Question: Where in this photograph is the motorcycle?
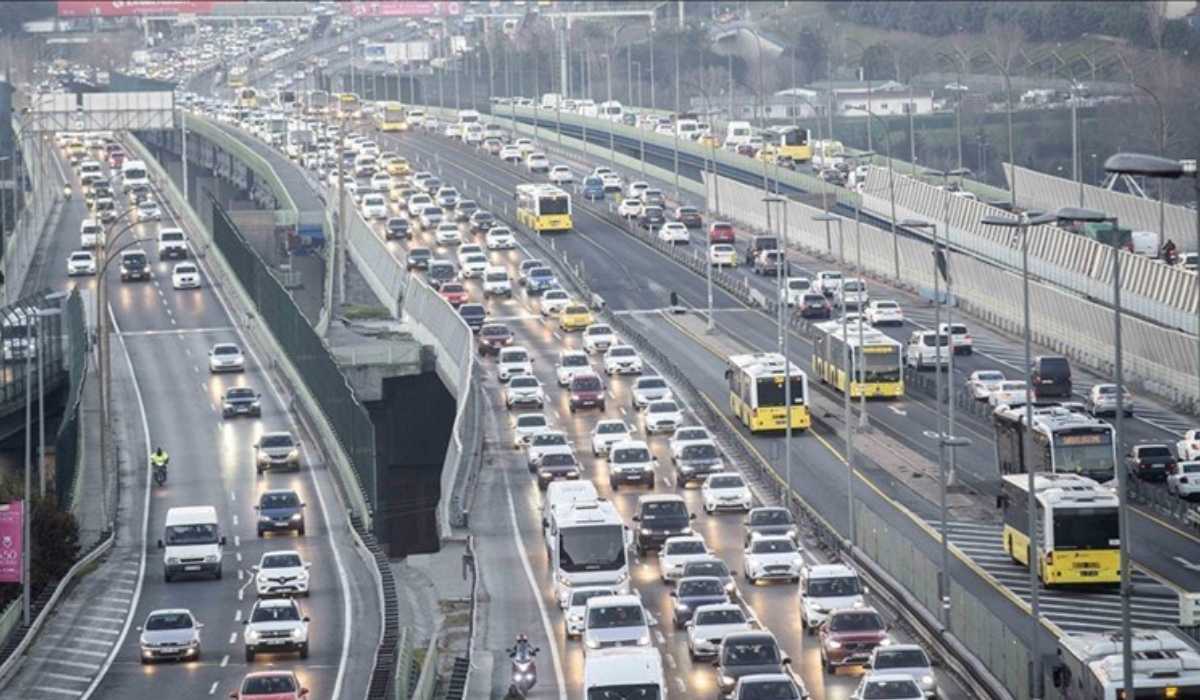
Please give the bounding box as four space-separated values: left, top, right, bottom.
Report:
505 637 539 699
152 457 168 486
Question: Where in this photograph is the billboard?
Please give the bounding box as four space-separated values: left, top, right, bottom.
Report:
341 1 461 17
57 1 221 17
0 501 22 585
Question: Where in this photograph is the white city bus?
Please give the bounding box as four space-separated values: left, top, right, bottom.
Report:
545 499 631 608
1053 628 1200 699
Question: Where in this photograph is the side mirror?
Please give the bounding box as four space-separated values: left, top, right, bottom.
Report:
782 655 792 665
305 562 312 569
668 591 677 598
301 503 307 508
303 616 311 623
135 626 143 632
250 565 259 573
712 660 721 668
230 693 240 699
196 622 205 629
219 536 227 546
156 539 164 549
242 619 249 626
729 570 738 577
541 518 549 529
690 513 697 520
631 515 640 522
862 587 870 595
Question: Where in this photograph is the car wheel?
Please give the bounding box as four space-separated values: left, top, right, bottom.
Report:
164 571 173 583
298 526 306 537
645 476 655 489
245 648 255 663
299 643 309 659
824 656 835 674
599 402 606 411
610 481 619 491
257 528 264 538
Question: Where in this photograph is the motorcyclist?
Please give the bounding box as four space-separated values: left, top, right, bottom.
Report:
63 184 72 200
509 634 532 661
151 447 169 469
1162 239 1179 264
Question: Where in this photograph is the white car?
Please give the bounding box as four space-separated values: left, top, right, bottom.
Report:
548 165 573 184
599 172 622 191
988 380 1030 408
582 595 650 653
435 187 460 209
708 244 737 266
938 322 974 355
137 200 162 222
658 535 711 582
686 603 753 660
607 439 657 489
418 206 444 230
564 586 619 638
602 345 643 375
816 270 844 296
525 153 550 173
642 399 683 434
498 346 533 382
1170 459 1200 500
1177 430 1200 461
171 262 201 289
799 564 866 632
360 194 388 219
458 243 485 259
504 375 546 409
631 376 673 409
527 430 571 467
656 222 689 244
966 370 1006 400
208 343 245 373
556 350 592 387
498 145 522 162
434 222 463 245
243 597 309 662
459 254 489 279
405 193 432 215
626 181 650 200
369 172 392 190
253 550 311 597
539 290 572 317
511 413 550 449
852 673 925 700
701 472 752 513
669 426 712 461
867 645 939 699
485 227 516 249
864 299 904 326
617 197 643 218
514 138 535 157
482 266 512 297
590 420 632 457
67 251 97 276
582 323 617 354
742 534 802 583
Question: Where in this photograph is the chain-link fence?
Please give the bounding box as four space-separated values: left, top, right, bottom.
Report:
54 289 86 511
210 197 378 512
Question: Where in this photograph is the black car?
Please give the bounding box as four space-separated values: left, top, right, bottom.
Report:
798 292 832 319
675 206 703 228
458 303 487 332
1031 355 1072 399
675 442 724 485
120 251 150 281
680 558 738 598
671 576 730 628
385 217 410 240
743 507 797 545
406 247 432 270
454 199 479 222
477 323 514 356
427 261 456 290
535 451 582 489
1127 443 1176 482
221 386 262 418
255 489 306 537
638 206 665 229
715 631 791 698
469 210 496 235
632 495 695 554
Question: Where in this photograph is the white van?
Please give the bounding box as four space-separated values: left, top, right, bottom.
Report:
785 277 812 306
463 123 484 145
541 480 599 551
905 330 950 371
583 595 651 653
598 100 623 122
725 120 753 149
675 119 700 140
1131 230 1161 257
583 647 665 697
482 265 512 297
157 505 226 582
121 159 149 192
78 159 104 185
80 218 104 249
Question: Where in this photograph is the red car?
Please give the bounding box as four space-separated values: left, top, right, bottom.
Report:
108 150 125 168
439 282 469 307
229 671 309 700
819 607 889 672
708 221 735 244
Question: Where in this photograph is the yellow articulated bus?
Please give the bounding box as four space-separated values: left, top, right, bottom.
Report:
773 126 813 163
515 184 572 233
811 321 903 398
335 92 362 119
228 65 248 88
375 101 408 132
235 87 258 109
999 472 1120 586
726 352 810 433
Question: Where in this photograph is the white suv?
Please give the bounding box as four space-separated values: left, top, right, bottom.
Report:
498 346 533 382
253 550 311 597
243 597 309 661
482 266 512 297
905 331 949 371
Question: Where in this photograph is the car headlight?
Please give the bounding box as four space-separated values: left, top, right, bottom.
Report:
787 528 798 539
640 527 653 536
290 513 303 521
614 570 629 584
879 636 892 646
637 633 650 646
826 640 842 649
724 581 736 593
222 402 233 410
675 603 689 612
166 556 180 565
287 449 299 461
292 627 305 639
921 675 935 688
721 675 736 687
245 629 259 642
585 637 599 649
204 554 219 563
259 515 272 523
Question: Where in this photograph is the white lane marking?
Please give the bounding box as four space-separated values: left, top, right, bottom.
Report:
232 515 239 527
889 405 908 416
119 326 234 337
503 471 567 700
220 654 229 668
664 652 676 669
33 658 100 671
236 552 243 563
234 535 241 546
234 610 242 623
79 306 152 700
43 672 93 683
209 681 219 696
228 632 238 645
30 686 81 697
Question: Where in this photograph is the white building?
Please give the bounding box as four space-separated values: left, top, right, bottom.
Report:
804 80 936 118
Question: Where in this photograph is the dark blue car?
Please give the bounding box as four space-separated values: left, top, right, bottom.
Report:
671 576 730 628
582 176 605 201
256 489 306 537
526 267 558 294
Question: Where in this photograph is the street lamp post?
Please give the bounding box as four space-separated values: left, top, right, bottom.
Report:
764 196 794 509
815 213 845 264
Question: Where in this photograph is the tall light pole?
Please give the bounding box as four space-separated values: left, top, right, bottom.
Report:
672 27 681 201
763 196 793 509
984 51 1017 209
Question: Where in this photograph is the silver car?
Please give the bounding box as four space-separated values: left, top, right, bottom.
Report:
1087 383 1134 417
139 608 203 663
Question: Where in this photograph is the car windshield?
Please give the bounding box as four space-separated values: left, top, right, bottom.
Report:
724 640 780 666
710 476 744 489
695 608 744 626
516 416 546 429
530 269 553 279
563 355 588 367
829 611 884 632
649 402 677 414
587 605 644 629
751 509 792 526
251 603 301 623
243 675 298 695
261 492 300 509
510 377 538 388
738 680 800 699
665 540 706 555
541 453 576 467
146 612 193 630
532 433 567 447
863 680 922 699
502 350 528 363
977 372 1004 382
681 444 718 461
164 523 218 545
641 500 686 520
262 553 303 568
261 434 294 448
685 560 729 578
213 345 239 356
227 388 255 400
874 649 930 669
587 326 613 336
679 578 723 596
570 589 614 606
573 376 602 391
612 447 650 463
481 326 509 338
597 423 627 435
608 348 635 358
460 305 484 316
807 575 861 597
638 379 667 390
410 249 431 259
752 539 795 554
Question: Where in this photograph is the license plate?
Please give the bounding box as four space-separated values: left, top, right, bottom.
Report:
184 565 201 571
263 638 287 645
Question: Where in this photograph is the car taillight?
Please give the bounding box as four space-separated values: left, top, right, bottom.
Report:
1045 551 1054 565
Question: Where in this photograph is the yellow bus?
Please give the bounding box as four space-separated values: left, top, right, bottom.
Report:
375 101 408 131
235 87 258 109
811 321 903 398
515 184 572 233
999 473 1119 586
726 352 810 433
228 65 248 88
335 92 362 119
772 126 813 163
